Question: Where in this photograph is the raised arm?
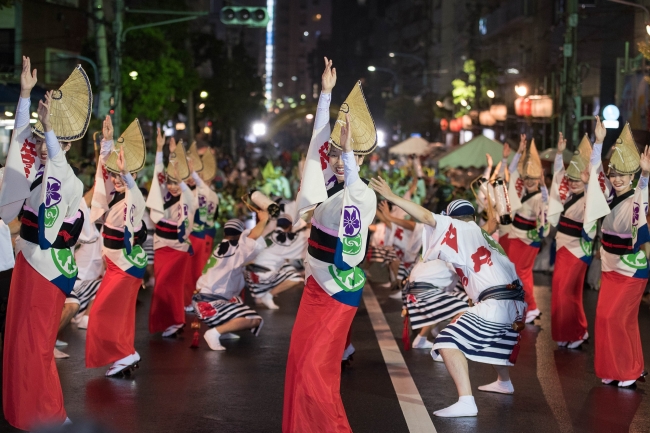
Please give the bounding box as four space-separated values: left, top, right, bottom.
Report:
370 176 436 227
314 57 336 130
99 115 114 162
16 57 36 130
508 134 526 174
37 91 61 159
248 210 270 240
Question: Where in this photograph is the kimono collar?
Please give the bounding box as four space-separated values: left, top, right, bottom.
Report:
609 189 634 211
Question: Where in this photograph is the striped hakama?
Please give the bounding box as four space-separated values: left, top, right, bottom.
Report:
66 279 102 316
367 245 398 263
192 293 263 335
397 261 414 282
244 263 303 297
404 282 469 329
433 305 521 366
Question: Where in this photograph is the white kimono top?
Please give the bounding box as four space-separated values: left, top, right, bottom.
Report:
422 214 524 323
189 172 219 239
584 143 650 279
90 139 147 277
507 154 549 248
407 258 456 290
548 152 592 263
75 199 103 281
197 229 265 299
7 98 84 294
252 227 309 271
146 151 195 253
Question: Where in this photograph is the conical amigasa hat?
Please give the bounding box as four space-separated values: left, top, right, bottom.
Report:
518 139 543 179
329 81 376 155
199 150 217 183
33 65 93 141
166 139 191 181
608 123 640 174
105 119 146 174
566 134 591 181
186 141 203 173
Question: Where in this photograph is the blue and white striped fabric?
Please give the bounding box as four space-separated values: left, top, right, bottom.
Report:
432 311 519 365
66 278 102 315
404 282 469 329
443 199 475 217
192 294 263 336
397 261 414 282
244 263 303 297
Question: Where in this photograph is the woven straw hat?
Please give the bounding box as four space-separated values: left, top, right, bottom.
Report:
105 119 146 174
518 139 543 179
329 81 376 155
32 65 93 141
166 139 191 182
199 150 217 183
608 123 640 174
566 134 591 181
186 141 203 173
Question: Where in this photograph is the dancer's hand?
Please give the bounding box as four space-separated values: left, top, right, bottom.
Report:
639 145 650 176
321 57 336 94
156 127 165 152
20 56 37 98
518 134 527 154
370 176 396 201
37 91 53 132
557 132 566 152
102 115 114 141
594 115 606 144
117 147 127 174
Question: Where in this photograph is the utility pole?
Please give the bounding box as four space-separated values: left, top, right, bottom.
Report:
94 0 111 119
185 37 195 143
113 0 125 136
560 0 581 148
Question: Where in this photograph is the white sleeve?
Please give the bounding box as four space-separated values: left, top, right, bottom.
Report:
508 152 522 174
342 151 360 187
314 92 332 130
15 97 30 129
44 130 60 159
554 152 564 173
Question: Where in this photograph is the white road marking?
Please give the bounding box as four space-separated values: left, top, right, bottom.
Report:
362 284 438 433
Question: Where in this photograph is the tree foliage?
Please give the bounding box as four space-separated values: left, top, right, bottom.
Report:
121 26 198 124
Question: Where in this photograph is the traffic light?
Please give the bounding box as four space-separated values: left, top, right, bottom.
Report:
220 7 269 27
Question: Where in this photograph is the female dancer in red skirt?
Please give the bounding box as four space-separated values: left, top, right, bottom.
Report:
506 135 549 323
549 133 592 349
86 115 148 376
2 58 88 429
584 116 650 387
146 131 195 337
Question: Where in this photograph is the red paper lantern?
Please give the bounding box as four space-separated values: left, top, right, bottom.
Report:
514 97 532 116
449 118 462 132
440 118 449 131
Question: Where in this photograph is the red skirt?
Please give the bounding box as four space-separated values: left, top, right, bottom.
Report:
283 276 357 433
551 247 589 342
86 258 142 368
508 238 539 310
149 247 190 333
185 234 211 306
595 271 646 381
2 253 67 430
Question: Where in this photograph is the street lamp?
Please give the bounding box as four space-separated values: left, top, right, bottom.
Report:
486 90 495 99
367 66 400 94
200 91 209 99
387 52 427 87
129 70 138 80
252 122 266 137
515 85 528 97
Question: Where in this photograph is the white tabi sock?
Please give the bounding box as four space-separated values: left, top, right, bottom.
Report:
478 379 514 394
203 327 226 351
433 395 478 418
412 335 434 349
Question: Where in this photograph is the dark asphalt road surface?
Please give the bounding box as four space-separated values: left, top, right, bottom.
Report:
1 272 649 433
